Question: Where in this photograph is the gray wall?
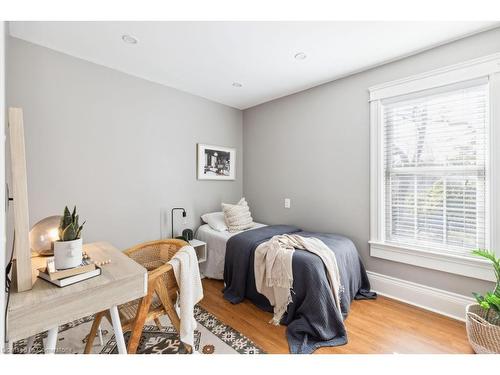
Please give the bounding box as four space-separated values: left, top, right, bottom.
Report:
7 37 243 250
7 28 499 297
243 27 500 296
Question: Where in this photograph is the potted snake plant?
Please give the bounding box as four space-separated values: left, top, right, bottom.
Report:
53 206 85 270
466 249 500 353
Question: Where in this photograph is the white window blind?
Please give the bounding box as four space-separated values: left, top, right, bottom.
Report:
383 78 488 255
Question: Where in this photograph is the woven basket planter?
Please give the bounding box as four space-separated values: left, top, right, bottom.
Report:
466 304 500 354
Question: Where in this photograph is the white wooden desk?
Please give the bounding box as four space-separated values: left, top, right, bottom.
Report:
7 242 147 354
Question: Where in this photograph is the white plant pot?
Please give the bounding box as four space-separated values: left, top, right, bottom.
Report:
53 238 83 270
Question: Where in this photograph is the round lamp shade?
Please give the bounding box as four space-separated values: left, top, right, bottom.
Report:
29 215 61 256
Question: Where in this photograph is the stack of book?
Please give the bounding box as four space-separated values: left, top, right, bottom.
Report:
38 257 101 287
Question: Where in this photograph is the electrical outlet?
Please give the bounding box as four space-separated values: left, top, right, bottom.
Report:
284 198 291 209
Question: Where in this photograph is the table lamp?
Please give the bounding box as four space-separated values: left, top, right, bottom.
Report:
171 207 187 238
29 215 61 256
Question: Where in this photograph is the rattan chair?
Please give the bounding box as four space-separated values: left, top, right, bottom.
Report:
84 239 190 354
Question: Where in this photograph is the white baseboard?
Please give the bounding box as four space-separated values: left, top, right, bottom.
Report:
367 271 475 322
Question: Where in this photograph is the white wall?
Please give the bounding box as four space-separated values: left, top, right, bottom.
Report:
6 37 243 251
243 27 500 297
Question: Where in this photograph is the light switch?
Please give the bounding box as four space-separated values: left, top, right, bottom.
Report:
284 198 291 209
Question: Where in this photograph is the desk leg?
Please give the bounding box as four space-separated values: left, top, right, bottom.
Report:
109 305 127 354
98 323 104 346
45 327 58 354
26 335 35 353
7 339 13 354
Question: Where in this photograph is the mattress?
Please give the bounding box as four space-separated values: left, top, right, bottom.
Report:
196 223 266 279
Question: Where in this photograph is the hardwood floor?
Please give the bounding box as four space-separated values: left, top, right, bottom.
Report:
199 278 474 354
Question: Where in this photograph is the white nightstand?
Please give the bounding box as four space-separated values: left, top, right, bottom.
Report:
189 239 207 263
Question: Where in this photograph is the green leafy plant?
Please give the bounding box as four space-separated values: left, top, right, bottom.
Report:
472 249 500 325
58 206 85 242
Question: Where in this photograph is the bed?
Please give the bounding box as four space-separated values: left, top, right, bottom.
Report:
196 222 267 279
196 223 375 354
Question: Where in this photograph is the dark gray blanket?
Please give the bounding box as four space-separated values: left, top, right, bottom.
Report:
223 225 376 354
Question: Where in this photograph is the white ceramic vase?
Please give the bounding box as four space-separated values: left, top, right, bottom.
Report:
53 238 83 270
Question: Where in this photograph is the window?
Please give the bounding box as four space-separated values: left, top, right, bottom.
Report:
384 80 488 255
369 54 500 281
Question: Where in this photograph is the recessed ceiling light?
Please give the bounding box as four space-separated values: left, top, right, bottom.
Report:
294 52 307 60
122 34 138 45
232 82 243 88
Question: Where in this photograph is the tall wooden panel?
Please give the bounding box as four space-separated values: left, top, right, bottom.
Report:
8 107 32 292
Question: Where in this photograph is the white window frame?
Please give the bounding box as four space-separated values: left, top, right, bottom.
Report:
369 53 500 282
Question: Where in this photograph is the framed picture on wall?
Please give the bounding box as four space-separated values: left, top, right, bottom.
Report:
197 144 236 180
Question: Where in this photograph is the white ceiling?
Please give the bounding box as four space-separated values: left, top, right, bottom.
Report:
9 21 499 109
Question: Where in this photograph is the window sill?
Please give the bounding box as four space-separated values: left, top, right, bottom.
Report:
369 241 495 282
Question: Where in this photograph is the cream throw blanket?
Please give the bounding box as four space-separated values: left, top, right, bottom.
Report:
168 245 204 348
254 234 341 325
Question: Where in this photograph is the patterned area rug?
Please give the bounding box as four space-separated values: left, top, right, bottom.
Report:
13 305 264 354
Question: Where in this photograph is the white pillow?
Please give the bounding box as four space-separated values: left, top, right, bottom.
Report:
222 198 255 233
201 211 228 232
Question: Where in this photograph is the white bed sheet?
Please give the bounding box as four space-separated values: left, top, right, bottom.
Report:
196 223 267 279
